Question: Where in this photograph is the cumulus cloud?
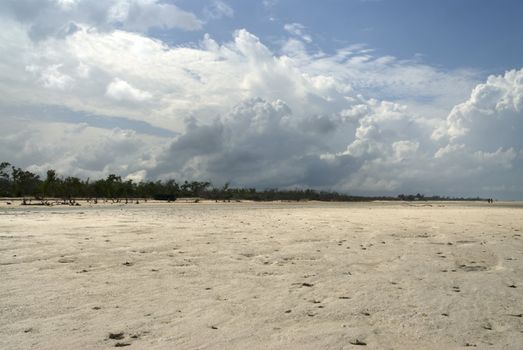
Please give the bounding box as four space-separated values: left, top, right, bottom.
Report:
0 118 163 179
424 68 523 198
0 18 479 130
153 98 361 189
433 69 523 150
0 0 202 41
106 78 152 102
26 64 74 90
0 3 522 198
55 0 80 11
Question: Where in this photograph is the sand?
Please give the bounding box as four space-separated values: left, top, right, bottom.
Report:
1 201 522 349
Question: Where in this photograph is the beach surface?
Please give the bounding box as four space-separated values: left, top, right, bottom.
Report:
1 201 522 349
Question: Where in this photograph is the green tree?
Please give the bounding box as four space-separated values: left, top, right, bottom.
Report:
62 176 83 199
0 162 12 196
105 174 122 199
42 169 57 198
11 166 41 197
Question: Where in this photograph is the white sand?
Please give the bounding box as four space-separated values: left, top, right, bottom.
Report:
1 201 522 349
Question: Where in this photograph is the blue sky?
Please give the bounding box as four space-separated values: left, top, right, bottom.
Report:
0 0 522 198
158 0 523 73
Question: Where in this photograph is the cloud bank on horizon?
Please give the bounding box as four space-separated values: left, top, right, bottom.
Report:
0 0 522 199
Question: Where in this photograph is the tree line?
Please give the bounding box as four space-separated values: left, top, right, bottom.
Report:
0 162 362 202
0 162 488 203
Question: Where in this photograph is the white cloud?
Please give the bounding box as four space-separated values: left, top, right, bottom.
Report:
284 23 312 43
392 140 419 161
55 0 80 10
0 20 479 132
0 0 202 40
0 5 522 198
434 68 523 151
106 78 152 102
125 169 147 182
204 0 234 20
26 64 74 90
0 119 163 180
153 98 349 187
107 0 203 32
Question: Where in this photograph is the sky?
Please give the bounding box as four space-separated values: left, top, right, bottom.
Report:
0 0 522 199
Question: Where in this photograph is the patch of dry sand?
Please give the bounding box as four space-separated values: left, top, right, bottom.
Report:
0 201 522 349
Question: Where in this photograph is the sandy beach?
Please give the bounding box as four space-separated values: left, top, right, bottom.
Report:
1 201 522 349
